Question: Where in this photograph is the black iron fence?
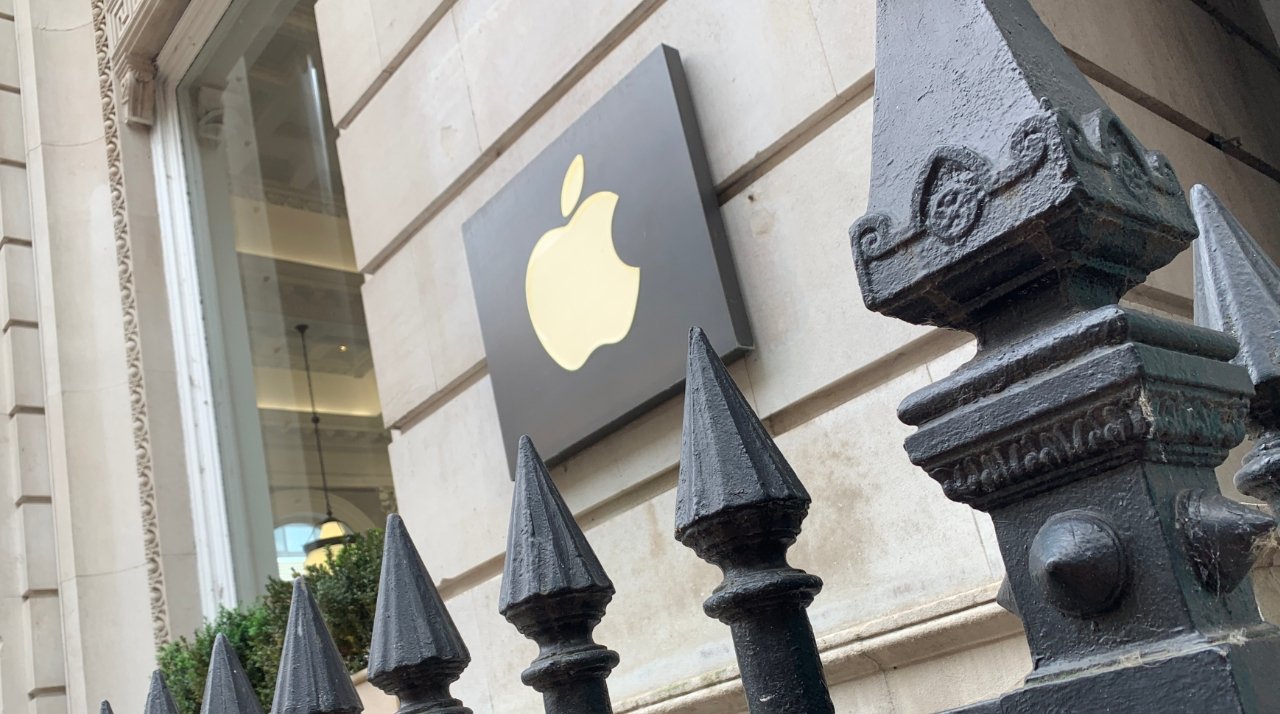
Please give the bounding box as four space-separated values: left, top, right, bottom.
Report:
105 0 1280 712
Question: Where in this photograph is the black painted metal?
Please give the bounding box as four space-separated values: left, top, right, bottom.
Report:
202 633 264 714
1176 489 1275 596
100 700 113 714
1194 184 1280 515
368 514 472 714
499 436 618 713
144 671 179 714
675 327 833 714
853 0 1280 710
272 579 364 714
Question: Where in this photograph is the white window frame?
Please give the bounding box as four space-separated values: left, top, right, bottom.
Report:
151 0 249 616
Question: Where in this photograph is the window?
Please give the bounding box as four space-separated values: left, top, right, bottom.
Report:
178 0 393 597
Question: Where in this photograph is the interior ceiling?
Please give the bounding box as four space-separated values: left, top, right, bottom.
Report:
233 1 347 216
239 253 373 378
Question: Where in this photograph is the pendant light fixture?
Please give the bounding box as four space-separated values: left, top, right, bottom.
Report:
296 323 355 569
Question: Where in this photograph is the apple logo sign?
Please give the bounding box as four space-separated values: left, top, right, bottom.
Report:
463 45 751 474
525 154 640 371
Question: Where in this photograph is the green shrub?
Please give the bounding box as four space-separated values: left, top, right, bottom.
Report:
157 528 384 714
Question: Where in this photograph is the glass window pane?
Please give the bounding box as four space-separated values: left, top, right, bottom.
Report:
178 0 394 596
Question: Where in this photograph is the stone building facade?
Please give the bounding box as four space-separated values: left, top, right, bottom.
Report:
0 0 1278 712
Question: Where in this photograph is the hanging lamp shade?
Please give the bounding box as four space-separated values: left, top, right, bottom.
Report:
303 517 355 569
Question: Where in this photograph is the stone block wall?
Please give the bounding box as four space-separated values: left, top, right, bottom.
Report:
314 1 1280 711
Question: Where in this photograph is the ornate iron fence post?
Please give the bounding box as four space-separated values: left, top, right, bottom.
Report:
500 436 618 713
675 327 833 714
144 671 178 714
368 514 472 713
100 701 113 714
202 632 264 713
1193 185 1280 516
272 578 364 714
851 0 1280 710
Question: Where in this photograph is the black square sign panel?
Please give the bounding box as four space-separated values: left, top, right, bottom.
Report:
463 45 752 474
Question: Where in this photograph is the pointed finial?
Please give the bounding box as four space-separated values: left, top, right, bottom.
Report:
100 700 114 714
499 436 618 711
368 514 471 713
675 327 833 712
1177 489 1276 596
676 326 809 542
202 633 264 714
852 0 1192 336
271 578 363 714
144 671 179 714
1192 184 1280 508
1193 184 1280 404
500 436 613 613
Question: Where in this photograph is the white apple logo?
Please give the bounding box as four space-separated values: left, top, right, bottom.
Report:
525 154 641 371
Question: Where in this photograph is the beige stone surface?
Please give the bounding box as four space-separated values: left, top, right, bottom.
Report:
2 325 43 413
368 0 450 69
0 242 35 326
1036 0 1280 171
314 0 384 123
0 90 22 164
386 374 507 582
21 593 65 690
16 502 56 593
721 97 929 417
0 19 18 92
880 635 1030 712
808 0 876 93
360 199 484 427
0 165 31 241
450 0 648 147
338 10 481 267
11 412 49 499
21 21 103 148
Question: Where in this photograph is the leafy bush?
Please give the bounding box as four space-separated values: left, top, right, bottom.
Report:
157 528 384 714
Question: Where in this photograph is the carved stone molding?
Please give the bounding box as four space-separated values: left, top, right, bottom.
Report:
104 0 189 131
116 53 156 127
91 0 171 646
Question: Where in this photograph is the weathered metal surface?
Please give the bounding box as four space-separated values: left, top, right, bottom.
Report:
368 514 472 714
1176 489 1275 596
500 436 618 713
272 579 364 714
676 327 833 714
853 0 1280 711
201 633 264 714
100 700 114 714
1194 184 1280 513
143 671 179 714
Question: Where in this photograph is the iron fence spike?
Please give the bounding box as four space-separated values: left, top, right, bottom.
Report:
99 700 113 714
201 633 264 714
675 326 810 538
675 326 833 713
271 578 363 714
143 671 179 714
499 435 618 713
368 514 471 713
1192 184 1280 510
